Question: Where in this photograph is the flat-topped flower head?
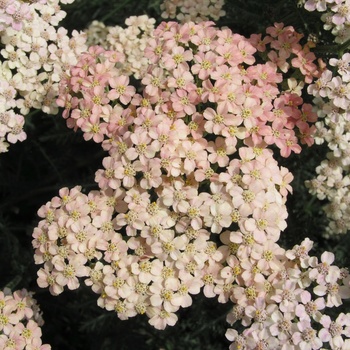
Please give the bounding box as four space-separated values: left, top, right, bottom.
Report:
32 20 342 340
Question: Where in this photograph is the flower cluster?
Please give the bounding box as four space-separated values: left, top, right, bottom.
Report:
32 144 293 329
0 0 75 32
305 52 350 236
302 0 350 43
28 14 350 350
0 288 51 350
226 237 350 349
0 0 87 152
59 21 320 157
160 0 226 23
84 15 156 79
56 45 131 142
32 21 344 344
0 0 35 32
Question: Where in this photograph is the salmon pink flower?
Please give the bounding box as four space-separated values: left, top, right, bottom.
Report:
207 137 236 167
177 139 208 174
191 51 217 80
53 255 89 290
31 19 330 337
108 75 135 105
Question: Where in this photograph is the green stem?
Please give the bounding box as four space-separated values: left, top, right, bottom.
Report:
314 38 350 57
5 275 22 291
100 0 131 22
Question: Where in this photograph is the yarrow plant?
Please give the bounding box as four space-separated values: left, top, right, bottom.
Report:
305 52 350 236
28 18 350 349
0 0 87 152
301 0 350 43
0 0 348 348
0 288 51 350
84 15 156 79
57 21 320 156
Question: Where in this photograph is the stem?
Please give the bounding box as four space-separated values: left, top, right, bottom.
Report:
5 275 22 291
100 0 131 22
314 38 350 57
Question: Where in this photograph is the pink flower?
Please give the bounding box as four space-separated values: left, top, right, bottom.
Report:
269 309 294 342
270 28 302 59
276 131 302 158
0 327 25 350
246 61 282 86
167 65 195 90
115 207 149 236
225 329 247 350
304 0 327 12
319 313 350 349
81 117 108 143
295 291 326 321
244 297 274 327
232 39 257 65
203 201 233 233
53 255 89 290
147 307 178 330
113 158 137 188
161 45 193 70
309 251 341 285
293 50 319 83
170 89 197 116
270 280 301 313
267 50 290 73
18 319 42 345
177 139 208 175
179 192 209 230
135 158 163 189
201 79 226 103
7 114 26 144
150 230 187 261
286 238 314 267
191 51 217 80
331 3 350 26
203 104 237 135
250 240 285 273
0 307 20 334
108 75 135 105
207 137 236 167
11 290 34 320
292 319 323 350
249 33 272 52
330 53 350 82
171 276 201 308
6 2 31 31
160 179 197 213
314 281 350 308
327 76 350 109
26 336 51 350
37 265 64 296
141 67 166 96
200 262 223 298
229 181 267 217
130 258 163 284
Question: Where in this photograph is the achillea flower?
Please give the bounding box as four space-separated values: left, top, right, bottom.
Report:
33 22 350 346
